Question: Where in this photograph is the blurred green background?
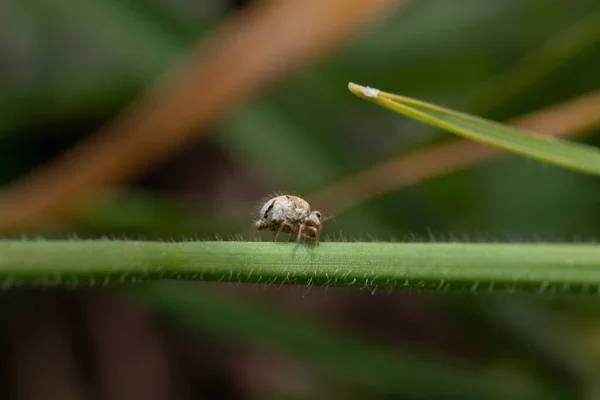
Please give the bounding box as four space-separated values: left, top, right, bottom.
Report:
2 0 600 398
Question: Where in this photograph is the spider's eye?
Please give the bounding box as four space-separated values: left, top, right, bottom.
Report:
315 212 322 218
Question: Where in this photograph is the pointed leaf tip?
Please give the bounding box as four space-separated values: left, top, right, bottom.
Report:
348 82 380 99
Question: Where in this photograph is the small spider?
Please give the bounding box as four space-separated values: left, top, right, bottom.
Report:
254 195 326 245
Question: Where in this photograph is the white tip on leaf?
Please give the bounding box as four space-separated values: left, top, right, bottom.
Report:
362 86 380 98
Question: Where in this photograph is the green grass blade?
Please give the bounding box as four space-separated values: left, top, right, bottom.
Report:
131 281 552 399
348 83 600 175
1 240 600 295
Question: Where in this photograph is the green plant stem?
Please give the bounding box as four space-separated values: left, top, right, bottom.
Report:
1 240 599 294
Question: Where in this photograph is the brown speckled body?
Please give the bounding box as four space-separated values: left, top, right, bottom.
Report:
255 195 324 245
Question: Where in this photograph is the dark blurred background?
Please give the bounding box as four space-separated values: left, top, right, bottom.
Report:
2 0 600 398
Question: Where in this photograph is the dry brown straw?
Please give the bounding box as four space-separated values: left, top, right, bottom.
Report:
0 0 405 234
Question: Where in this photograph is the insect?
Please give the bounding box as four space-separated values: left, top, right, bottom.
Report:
255 195 325 245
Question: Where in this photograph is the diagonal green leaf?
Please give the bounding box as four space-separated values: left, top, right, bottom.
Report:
348 83 600 176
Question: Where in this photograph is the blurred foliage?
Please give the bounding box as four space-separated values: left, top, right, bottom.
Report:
4 0 600 240
3 0 600 398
